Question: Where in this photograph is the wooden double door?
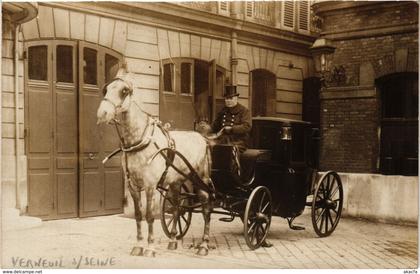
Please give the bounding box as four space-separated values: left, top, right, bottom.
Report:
159 58 226 130
25 40 124 219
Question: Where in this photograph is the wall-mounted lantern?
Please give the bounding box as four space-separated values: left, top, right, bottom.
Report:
310 38 336 87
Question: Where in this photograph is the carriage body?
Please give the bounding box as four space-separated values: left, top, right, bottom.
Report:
160 116 343 250
250 117 319 218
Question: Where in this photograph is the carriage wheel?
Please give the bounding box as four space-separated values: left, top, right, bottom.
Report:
311 171 343 237
160 184 193 240
243 186 272 250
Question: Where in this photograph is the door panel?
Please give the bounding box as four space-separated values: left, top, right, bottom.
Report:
57 173 77 214
78 41 123 217
104 171 124 210
28 173 52 216
26 41 54 218
53 40 78 219
83 172 102 213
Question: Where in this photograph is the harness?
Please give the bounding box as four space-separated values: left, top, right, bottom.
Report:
101 78 213 195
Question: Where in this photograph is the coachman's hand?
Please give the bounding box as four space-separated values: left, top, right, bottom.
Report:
223 126 233 134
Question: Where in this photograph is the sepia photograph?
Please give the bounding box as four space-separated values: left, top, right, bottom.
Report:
1 0 418 270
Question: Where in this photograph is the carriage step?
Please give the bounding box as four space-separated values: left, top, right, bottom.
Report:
289 224 305 230
287 217 305 230
219 216 235 222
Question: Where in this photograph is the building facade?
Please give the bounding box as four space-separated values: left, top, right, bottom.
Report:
2 1 418 224
2 1 317 220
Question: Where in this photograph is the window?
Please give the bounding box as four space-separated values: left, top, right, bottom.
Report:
298 1 310 31
378 72 418 176
56 45 73 83
105 54 120 83
163 63 174 92
28 46 48 81
83 48 97 85
181 63 192 94
283 1 295 29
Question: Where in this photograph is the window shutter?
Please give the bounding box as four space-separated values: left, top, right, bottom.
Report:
246 1 254 17
283 0 294 28
218 1 230 15
299 1 310 31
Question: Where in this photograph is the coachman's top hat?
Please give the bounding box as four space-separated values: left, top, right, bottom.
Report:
223 85 239 98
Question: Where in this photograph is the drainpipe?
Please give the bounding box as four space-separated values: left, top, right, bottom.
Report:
14 24 21 210
231 31 238 85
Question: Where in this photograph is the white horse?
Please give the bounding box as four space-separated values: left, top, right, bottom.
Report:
96 68 214 256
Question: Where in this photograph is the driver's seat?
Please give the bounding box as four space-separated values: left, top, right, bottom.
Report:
211 145 271 192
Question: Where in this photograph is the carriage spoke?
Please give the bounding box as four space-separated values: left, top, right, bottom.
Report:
181 214 188 224
328 178 336 196
315 208 326 224
261 202 270 214
327 210 334 227
324 211 329 233
319 211 325 231
330 185 339 198
247 222 257 234
167 215 175 227
259 192 266 211
177 218 183 234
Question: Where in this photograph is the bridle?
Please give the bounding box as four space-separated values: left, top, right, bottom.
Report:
101 77 133 114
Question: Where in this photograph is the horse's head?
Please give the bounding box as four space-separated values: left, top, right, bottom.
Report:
97 68 134 124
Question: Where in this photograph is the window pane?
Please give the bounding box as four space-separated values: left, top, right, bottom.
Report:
56 45 73 83
181 63 191 94
28 46 48 81
105 54 120 83
163 63 173 92
83 48 97 85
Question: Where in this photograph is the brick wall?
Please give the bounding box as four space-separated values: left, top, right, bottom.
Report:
320 97 379 173
322 2 418 34
315 1 418 173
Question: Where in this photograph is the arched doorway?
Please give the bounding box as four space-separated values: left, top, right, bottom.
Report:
25 40 124 219
160 58 226 130
376 72 418 175
251 69 276 117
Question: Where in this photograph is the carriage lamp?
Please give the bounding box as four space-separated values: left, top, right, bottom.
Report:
310 38 336 87
280 126 292 141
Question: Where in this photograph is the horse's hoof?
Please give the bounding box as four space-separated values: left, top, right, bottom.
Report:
167 241 178 250
137 235 144 241
143 249 156 257
130 246 144 256
196 246 209 256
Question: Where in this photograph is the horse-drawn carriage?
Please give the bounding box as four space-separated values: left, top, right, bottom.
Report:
159 116 344 250
97 71 343 256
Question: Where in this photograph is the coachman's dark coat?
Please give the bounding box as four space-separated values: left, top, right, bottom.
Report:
212 103 251 152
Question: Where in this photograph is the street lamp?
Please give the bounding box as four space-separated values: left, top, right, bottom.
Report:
310 38 336 87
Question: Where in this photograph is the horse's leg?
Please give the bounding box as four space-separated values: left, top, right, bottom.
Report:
129 187 144 256
196 186 213 256
167 182 181 250
131 189 143 241
143 187 156 257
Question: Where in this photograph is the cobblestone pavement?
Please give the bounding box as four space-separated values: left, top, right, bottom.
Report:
2 211 418 269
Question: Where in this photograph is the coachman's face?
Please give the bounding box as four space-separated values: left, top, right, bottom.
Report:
224 96 238 108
